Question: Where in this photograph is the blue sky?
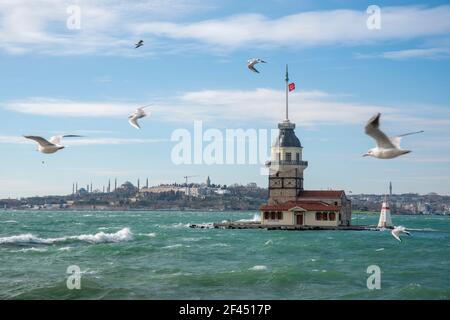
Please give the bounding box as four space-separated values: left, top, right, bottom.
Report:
1 0 450 198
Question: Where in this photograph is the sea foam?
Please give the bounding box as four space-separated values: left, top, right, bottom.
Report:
0 228 133 245
249 265 267 271
237 213 260 223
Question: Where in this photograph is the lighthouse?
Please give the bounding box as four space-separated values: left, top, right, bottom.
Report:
377 196 393 228
260 66 352 227
266 65 308 204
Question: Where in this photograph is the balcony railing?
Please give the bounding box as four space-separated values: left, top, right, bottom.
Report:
266 160 308 166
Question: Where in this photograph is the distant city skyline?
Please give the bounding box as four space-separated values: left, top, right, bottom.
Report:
5 177 446 200
1 0 450 198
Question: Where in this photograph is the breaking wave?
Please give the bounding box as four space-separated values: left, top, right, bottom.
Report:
163 244 186 249
249 265 267 271
237 213 260 223
11 247 48 253
0 228 133 245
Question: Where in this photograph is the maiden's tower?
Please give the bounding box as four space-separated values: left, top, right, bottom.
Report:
260 66 352 227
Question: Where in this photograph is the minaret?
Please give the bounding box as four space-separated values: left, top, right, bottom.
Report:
266 65 308 204
137 179 140 190
107 179 111 193
389 181 392 198
114 178 117 191
146 178 149 188
206 176 211 187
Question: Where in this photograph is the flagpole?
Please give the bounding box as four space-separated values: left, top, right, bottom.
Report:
285 64 289 121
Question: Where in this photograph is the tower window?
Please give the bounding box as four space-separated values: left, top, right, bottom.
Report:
286 152 292 161
296 153 300 161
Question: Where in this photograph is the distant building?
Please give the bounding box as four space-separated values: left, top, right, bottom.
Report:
140 185 185 195
260 66 351 227
206 176 211 187
214 189 231 195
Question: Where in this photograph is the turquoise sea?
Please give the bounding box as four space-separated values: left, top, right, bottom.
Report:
0 210 449 300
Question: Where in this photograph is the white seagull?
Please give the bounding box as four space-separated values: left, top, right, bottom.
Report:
128 105 151 129
135 40 144 48
391 226 411 242
24 135 83 154
363 113 424 159
247 58 267 73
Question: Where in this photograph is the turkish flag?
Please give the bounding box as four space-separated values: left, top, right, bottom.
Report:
288 82 295 92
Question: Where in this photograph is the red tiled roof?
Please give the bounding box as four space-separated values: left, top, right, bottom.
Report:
298 190 345 199
260 200 340 212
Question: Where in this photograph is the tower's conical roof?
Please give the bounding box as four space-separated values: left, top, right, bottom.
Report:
274 120 302 148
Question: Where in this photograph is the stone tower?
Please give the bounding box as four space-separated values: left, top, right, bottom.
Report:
266 65 308 204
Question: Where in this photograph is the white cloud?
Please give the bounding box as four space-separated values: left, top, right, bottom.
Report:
2 89 394 125
1 3 450 55
4 88 450 133
3 98 133 117
357 47 450 60
382 47 450 59
165 88 393 125
67 137 166 145
0 135 165 145
0 0 206 55
134 5 450 50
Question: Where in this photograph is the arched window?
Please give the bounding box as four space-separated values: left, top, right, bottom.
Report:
277 211 283 220
264 212 269 220
322 212 328 221
316 212 322 220
329 212 336 221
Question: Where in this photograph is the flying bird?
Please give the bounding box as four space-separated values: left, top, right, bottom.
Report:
24 135 83 154
363 113 424 159
391 226 411 242
128 105 151 129
135 40 144 48
247 58 266 73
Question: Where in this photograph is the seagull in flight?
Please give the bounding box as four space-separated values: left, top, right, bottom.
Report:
363 113 424 159
128 105 151 129
24 135 83 154
391 226 411 242
135 40 144 48
247 58 267 73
